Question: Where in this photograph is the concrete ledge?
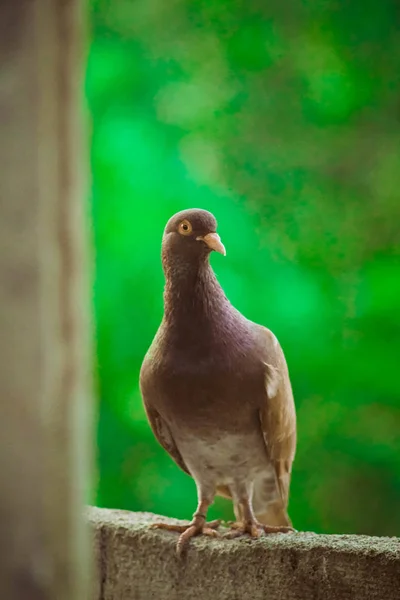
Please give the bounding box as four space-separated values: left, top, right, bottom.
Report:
88 507 400 600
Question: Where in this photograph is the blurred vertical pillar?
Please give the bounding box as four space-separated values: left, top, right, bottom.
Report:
0 1 92 599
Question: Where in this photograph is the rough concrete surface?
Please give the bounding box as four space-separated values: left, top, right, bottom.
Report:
88 506 400 600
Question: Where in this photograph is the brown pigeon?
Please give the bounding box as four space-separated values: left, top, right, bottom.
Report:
140 209 296 555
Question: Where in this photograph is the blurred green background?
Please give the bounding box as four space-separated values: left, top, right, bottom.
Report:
88 0 400 536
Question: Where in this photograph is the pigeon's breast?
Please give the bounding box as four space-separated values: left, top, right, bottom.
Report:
150 352 266 433
141 316 268 432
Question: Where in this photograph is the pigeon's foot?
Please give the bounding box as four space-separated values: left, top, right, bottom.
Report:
150 516 221 557
224 519 294 539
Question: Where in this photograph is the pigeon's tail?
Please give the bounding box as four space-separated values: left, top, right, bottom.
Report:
217 484 292 528
232 499 291 527
255 500 292 527
251 471 292 527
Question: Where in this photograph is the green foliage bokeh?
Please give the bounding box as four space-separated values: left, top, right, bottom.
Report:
88 0 400 535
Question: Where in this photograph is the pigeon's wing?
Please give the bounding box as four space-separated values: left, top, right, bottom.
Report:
140 345 191 477
143 403 191 477
217 327 296 524
258 327 296 505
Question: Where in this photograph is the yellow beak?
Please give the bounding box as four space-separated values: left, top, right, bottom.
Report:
196 232 226 256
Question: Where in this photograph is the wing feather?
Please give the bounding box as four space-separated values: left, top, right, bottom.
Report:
259 328 296 505
143 404 191 476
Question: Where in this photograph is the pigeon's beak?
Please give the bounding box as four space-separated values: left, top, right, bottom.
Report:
196 232 226 256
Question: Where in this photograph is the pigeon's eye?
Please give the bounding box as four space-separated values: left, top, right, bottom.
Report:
178 220 193 236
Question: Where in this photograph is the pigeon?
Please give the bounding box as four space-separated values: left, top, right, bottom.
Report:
140 209 296 555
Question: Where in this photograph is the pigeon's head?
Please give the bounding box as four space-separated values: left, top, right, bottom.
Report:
162 209 226 267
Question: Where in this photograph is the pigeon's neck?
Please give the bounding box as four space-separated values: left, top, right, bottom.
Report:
163 259 227 327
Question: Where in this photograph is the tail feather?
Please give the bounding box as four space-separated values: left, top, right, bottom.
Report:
256 500 292 527
217 484 292 528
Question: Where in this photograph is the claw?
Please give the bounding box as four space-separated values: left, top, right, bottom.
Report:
150 519 221 557
262 524 294 534
224 520 294 539
202 527 219 537
176 525 198 557
150 522 189 533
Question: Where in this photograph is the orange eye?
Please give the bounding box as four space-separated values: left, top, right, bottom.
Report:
178 220 192 236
